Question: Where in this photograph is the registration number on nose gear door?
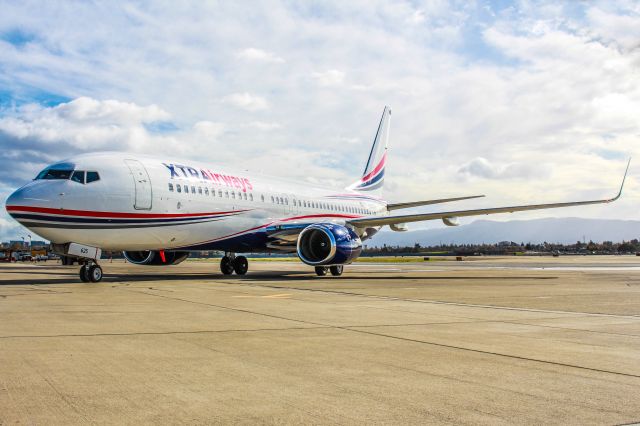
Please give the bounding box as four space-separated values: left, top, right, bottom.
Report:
66 243 102 260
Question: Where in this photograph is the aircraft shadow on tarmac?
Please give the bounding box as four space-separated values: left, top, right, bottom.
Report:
0 266 558 286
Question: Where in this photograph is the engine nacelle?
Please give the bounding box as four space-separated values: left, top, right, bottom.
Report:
390 223 408 232
296 223 362 266
122 250 189 266
442 216 460 226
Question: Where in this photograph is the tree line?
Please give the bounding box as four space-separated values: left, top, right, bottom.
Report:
363 239 640 255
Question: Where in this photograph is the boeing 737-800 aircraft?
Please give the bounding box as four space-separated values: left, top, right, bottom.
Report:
5 107 629 282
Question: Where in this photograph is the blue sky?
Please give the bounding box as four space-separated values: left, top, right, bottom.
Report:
0 0 639 240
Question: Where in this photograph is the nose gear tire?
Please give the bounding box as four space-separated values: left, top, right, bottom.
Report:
79 265 90 282
88 265 103 282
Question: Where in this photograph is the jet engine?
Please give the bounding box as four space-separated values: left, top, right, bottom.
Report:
296 223 362 266
122 250 189 266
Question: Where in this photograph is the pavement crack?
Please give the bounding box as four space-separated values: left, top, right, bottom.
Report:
120 287 640 380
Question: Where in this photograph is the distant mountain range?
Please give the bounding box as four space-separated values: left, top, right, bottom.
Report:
366 218 640 247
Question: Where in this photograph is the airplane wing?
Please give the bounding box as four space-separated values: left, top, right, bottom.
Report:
387 195 485 211
349 160 630 228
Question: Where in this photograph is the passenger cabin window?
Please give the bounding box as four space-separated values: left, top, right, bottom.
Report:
177 184 182 193
204 188 209 195
168 183 174 192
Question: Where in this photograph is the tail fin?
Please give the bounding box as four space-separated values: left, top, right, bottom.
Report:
348 106 391 192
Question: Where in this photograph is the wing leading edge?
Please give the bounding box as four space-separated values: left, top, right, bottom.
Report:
349 159 630 228
387 195 485 211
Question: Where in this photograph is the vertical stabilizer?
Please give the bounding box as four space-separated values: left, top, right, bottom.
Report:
348 106 391 192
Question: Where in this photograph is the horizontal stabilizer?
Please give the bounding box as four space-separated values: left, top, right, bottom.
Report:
387 195 485 211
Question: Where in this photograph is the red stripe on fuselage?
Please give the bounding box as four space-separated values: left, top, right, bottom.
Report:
6 205 245 219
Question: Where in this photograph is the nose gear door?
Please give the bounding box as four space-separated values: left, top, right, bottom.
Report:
124 159 152 210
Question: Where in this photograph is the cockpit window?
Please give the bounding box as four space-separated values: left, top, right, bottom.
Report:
86 171 100 183
71 171 85 183
35 167 100 184
36 169 73 180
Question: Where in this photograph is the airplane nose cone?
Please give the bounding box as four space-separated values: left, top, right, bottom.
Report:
6 187 24 215
5 187 31 225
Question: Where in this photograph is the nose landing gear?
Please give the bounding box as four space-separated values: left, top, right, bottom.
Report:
220 254 249 276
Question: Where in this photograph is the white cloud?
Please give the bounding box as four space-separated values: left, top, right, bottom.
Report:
586 8 640 52
0 1 639 241
0 98 228 186
223 92 269 111
247 121 282 131
458 157 545 180
193 120 225 138
312 69 345 86
236 48 284 63
0 97 170 151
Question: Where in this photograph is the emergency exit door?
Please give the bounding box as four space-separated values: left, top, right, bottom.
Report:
124 159 152 210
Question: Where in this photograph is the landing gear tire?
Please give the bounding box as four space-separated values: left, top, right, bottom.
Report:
79 264 90 282
220 256 234 275
315 266 328 276
88 265 103 282
329 265 344 276
233 256 248 275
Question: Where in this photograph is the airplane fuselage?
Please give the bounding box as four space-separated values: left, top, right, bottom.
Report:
6 152 388 252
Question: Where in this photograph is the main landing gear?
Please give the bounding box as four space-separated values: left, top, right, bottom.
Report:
79 261 103 283
220 254 249 276
315 265 344 276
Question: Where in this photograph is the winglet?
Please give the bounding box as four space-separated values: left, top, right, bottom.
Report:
611 158 631 202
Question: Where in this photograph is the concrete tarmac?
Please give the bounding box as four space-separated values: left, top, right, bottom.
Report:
1 256 639 425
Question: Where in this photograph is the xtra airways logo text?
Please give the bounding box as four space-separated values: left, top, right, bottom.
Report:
163 163 253 193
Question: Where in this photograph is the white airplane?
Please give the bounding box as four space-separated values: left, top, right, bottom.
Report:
5 107 629 282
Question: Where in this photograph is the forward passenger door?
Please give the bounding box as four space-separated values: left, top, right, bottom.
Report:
124 159 152 210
